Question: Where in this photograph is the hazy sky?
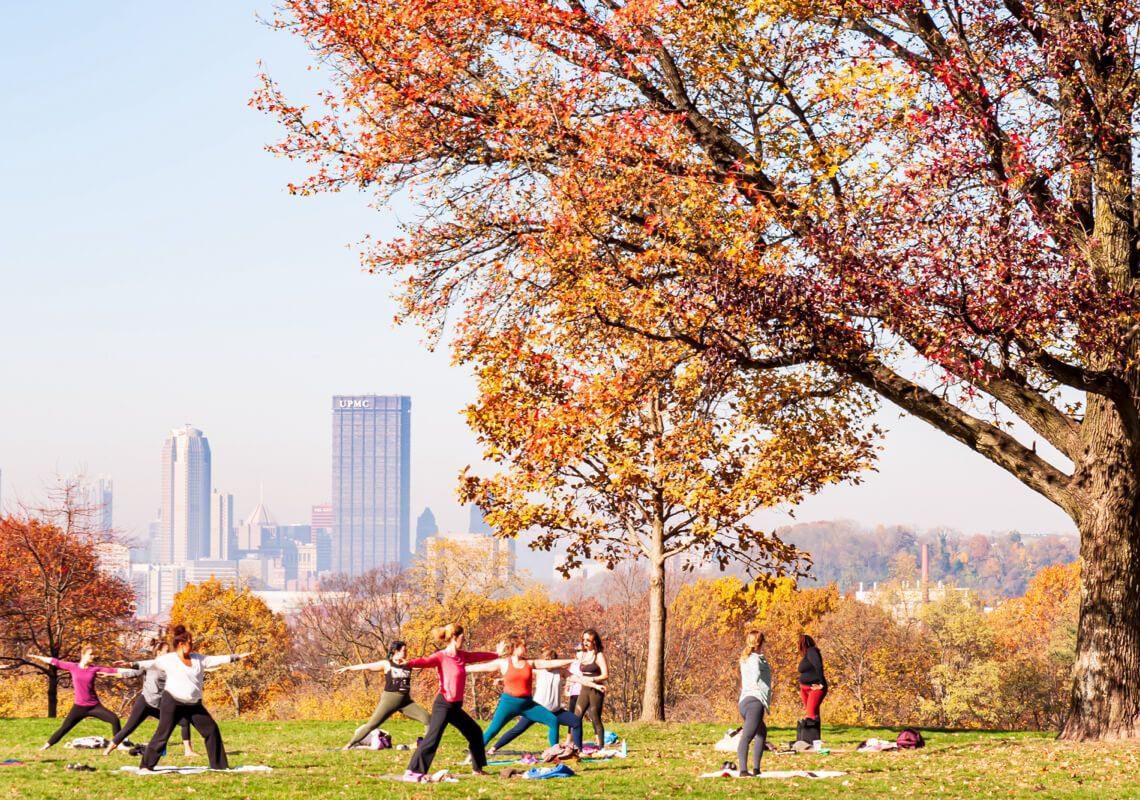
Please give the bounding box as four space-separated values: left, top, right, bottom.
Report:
0 2 1075 562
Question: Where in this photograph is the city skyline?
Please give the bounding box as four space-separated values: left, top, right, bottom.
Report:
0 1 1078 552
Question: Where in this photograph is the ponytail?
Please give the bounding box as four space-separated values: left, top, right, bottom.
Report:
432 623 464 647
740 630 764 663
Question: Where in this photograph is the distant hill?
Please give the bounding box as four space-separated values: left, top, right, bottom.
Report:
780 520 1078 598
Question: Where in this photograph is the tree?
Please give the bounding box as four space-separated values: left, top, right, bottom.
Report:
458 328 873 719
169 579 290 716
0 515 134 716
261 0 1140 738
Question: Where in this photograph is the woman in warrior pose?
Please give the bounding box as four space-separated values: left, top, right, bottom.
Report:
28 647 138 749
337 639 430 748
137 625 250 772
488 645 599 752
104 639 195 756
574 629 609 747
736 630 772 777
400 623 498 782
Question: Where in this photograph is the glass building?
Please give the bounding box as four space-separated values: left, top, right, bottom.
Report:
331 395 411 574
158 425 212 564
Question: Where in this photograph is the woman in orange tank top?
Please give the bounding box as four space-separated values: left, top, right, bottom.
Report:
468 634 575 751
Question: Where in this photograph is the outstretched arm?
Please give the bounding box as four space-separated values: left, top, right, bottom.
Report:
465 658 505 674
567 675 606 692
531 658 575 670
201 652 252 669
335 659 390 674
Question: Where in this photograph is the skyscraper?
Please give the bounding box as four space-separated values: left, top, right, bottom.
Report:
158 425 212 564
331 395 411 575
415 506 439 556
311 503 334 573
87 476 113 534
210 490 234 561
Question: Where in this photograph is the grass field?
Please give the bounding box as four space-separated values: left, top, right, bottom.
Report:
3 717 1140 799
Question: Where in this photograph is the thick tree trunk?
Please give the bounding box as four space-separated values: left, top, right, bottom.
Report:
1061 393 1140 739
47 665 58 718
640 556 667 722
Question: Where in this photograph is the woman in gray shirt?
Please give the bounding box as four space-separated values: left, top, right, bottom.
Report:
737 630 772 777
104 640 194 756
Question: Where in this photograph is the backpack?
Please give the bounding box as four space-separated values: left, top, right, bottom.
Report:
796 717 821 744
541 742 579 762
368 729 393 750
896 728 925 749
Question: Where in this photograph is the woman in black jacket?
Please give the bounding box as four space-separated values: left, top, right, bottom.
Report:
797 634 827 721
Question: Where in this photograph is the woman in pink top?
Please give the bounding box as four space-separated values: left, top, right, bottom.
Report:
401 623 498 782
28 646 138 749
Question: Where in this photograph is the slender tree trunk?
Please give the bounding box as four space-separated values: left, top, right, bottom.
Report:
47 665 58 718
640 555 667 721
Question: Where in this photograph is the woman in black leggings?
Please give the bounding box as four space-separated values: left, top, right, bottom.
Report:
574 629 608 746
28 647 137 749
104 640 195 756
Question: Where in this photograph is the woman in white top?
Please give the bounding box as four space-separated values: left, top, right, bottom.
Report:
138 625 250 772
737 630 772 777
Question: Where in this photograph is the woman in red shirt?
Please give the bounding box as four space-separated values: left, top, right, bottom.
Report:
28 646 138 749
400 623 498 782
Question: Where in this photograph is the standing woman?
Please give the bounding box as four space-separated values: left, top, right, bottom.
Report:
29 647 138 749
736 630 771 777
137 625 251 772
574 629 608 747
471 637 578 754
337 640 430 749
401 623 498 782
104 639 195 756
798 634 827 723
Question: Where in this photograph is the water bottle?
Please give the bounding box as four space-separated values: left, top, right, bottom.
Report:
620 739 628 757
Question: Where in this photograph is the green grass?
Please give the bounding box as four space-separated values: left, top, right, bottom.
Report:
2 717 1140 798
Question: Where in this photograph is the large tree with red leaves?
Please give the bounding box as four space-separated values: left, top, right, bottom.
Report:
259 0 1140 739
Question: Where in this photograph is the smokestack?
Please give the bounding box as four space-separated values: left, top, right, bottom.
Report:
921 543 930 603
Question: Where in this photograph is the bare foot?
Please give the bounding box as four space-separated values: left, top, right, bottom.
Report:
183 747 198 757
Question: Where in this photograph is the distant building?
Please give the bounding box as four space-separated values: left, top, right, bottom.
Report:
147 517 162 564
466 503 514 574
85 476 114 534
132 563 186 617
331 395 412 575
415 507 439 556
184 559 239 587
158 425 212 564
423 531 515 581
94 541 130 580
237 500 276 554
209 490 235 561
311 504 334 573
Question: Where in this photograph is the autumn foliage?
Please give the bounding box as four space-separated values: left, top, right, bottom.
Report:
0 515 135 717
259 0 1140 739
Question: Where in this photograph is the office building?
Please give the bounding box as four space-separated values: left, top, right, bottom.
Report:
185 559 240 587
237 500 276 554
86 476 114 534
415 506 439 556
331 395 411 575
311 503 334 573
210 490 234 562
158 425 212 564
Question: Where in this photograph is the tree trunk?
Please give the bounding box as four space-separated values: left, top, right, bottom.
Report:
47 665 58 718
640 556 667 722
1061 393 1140 739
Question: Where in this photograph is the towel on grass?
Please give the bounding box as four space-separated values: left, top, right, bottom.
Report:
118 765 272 775
700 769 846 779
374 770 458 783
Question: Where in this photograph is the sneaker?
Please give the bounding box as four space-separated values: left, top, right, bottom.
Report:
401 770 425 783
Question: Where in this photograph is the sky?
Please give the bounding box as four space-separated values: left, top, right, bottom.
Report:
0 2 1076 569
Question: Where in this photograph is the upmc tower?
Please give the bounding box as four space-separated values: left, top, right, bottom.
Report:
331 395 412 575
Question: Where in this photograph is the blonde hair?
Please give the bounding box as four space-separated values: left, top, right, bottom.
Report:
740 630 764 663
432 623 464 646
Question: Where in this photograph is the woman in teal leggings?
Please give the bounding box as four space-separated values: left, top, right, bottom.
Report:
468 636 575 751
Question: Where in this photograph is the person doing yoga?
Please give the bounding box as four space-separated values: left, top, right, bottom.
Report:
104 639 196 757
400 623 498 781
574 628 608 747
137 625 250 772
337 639 430 749
736 630 772 778
469 637 580 754
489 646 601 752
29 647 138 749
